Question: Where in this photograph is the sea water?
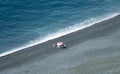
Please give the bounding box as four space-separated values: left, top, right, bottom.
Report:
0 0 120 56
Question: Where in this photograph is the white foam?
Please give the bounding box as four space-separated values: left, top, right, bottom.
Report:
0 12 119 57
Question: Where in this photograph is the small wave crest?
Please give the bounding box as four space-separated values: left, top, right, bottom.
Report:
0 12 119 57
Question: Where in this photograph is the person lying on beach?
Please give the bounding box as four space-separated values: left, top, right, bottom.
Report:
53 41 67 49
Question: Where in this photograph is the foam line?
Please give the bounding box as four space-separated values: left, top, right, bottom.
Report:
0 12 119 57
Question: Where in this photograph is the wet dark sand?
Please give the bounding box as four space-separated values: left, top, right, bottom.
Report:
0 15 120 74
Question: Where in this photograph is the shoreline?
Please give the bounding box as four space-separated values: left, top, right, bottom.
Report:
0 13 120 72
0 13 119 58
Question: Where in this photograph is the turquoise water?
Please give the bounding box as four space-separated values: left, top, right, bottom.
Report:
0 0 120 53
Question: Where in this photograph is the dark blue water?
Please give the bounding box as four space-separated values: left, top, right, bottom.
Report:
0 0 120 53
